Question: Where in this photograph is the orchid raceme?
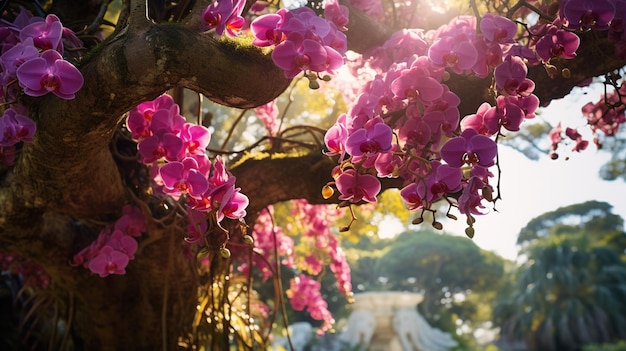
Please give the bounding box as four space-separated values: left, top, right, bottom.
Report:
0 10 83 167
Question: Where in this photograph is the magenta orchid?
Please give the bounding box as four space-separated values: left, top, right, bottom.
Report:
494 55 529 96
16 49 83 99
344 117 393 158
535 23 580 62
562 0 616 31
19 14 63 52
202 0 246 36
0 107 37 146
480 13 517 45
138 132 183 164
159 158 210 200
441 128 498 168
335 168 381 203
73 205 146 278
88 246 130 278
251 6 347 79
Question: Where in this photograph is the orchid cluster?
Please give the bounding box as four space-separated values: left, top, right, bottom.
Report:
0 251 50 288
249 0 348 82
286 274 335 334
126 93 249 246
320 13 524 232
545 0 626 155
200 0 348 83
238 201 351 333
72 205 146 278
0 9 84 164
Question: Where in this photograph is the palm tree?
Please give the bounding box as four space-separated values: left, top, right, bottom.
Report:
496 235 626 351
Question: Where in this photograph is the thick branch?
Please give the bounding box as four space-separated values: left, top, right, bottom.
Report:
230 151 403 215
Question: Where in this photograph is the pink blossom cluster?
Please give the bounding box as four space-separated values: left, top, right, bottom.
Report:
0 9 83 100
290 200 352 296
321 10 574 227
0 8 83 165
72 205 146 277
237 201 350 334
254 100 280 136
0 250 50 288
286 274 335 335
325 15 520 226
126 93 248 241
238 208 295 281
250 3 347 78
581 84 626 144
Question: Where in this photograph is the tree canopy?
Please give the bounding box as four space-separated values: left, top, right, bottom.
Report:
495 202 626 351
1 0 626 350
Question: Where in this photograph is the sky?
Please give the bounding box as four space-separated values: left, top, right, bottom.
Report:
379 84 626 261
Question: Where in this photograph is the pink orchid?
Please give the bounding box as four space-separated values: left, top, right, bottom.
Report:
0 38 38 84
159 158 210 200
400 182 423 210
460 102 500 136
494 55 528 96
491 95 526 132
180 123 211 155
428 34 478 74
202 0 246 36
324 115 349 158
251 13 287 47
186 209 208 244
19 14 63 52
344 117 393 157
441 128 497 168
458 176 488 215
565 127 589 152
535 25 580 62
255 100 280 136
323 0 349 30
562 0 616 31
480 13 517 44
149 105 186 135
0 107 37 146
422 162 463 202
383 29 429 62
398 116 432 148
16 49 83 99
137 132 183 164
403 161 463 206
126 94 176 140
105 230 138 260
335 168 381 203
87 246 130 278
506 94 540 119
390 67 444 103
114 205 146 237
272 34 332 78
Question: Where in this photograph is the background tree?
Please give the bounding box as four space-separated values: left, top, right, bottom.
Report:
347 230 506 348
495 202 626 351
1 0 626 350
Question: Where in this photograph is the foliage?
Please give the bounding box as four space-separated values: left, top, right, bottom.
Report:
584 341 626 351
347 230 506 348
517 200 626 249
496 202 626 351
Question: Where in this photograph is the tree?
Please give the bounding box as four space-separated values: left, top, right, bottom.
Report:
496 237 626 351
375 231 505 338
1 0 626 350
495 203 626 351
517 200 626 251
